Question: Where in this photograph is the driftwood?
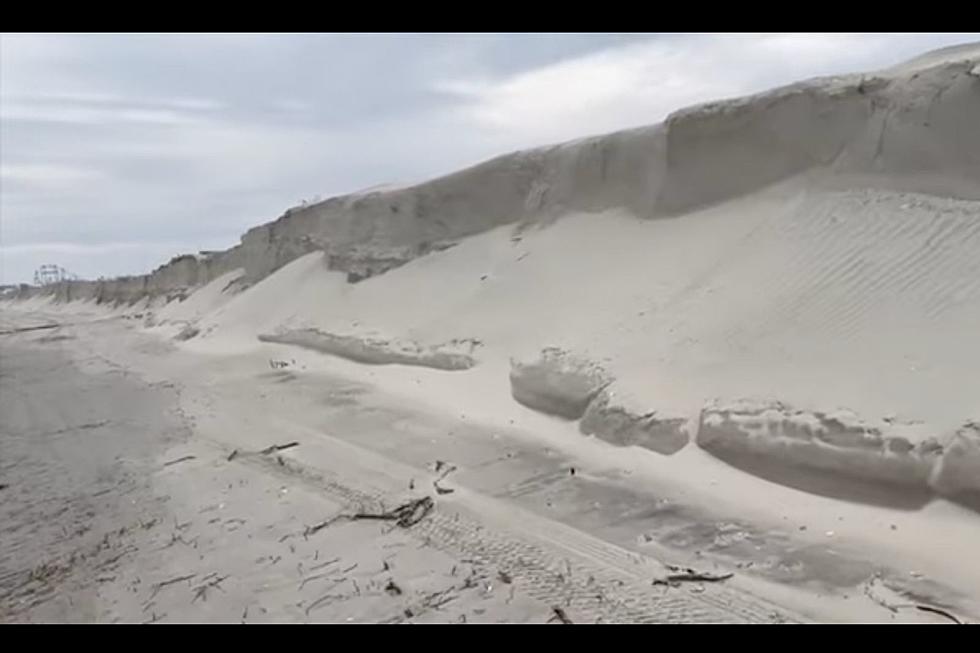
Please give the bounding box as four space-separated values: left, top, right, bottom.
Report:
548 606 573 624
150 574 196 599
435 462 458 480
351 496 434 528
916 605 962 624
162 455 196 467
302 497 436 543
308 557 342 572
299 573 332 590
191 575 229 603
96 546 136 570
653 565 733 587
421 587 457 610
142 611 165 624
862 576 962 623
260 441 299 455
305 588 349 616
0 323 59 335
385 580 403 596
433 480 455 495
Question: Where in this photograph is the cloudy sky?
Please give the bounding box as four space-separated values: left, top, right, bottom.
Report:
1 33 977 284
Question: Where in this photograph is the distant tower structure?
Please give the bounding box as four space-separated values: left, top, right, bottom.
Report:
33 264 79 286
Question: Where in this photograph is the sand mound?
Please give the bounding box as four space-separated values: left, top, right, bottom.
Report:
697 400 943 493
509 348 609 420
579 391 690 456
931 421 980 502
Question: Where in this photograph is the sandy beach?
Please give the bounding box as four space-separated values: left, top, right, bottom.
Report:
1 301 977 623
2 40 979 623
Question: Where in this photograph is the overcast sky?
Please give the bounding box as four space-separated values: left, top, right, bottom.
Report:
1 33 977 284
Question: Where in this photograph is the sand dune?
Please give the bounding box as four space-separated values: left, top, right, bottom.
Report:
5 43 980 614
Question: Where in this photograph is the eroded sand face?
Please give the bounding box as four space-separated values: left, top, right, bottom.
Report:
3 43 980 623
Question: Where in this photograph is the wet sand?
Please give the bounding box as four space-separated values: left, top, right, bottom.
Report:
2 309 975 623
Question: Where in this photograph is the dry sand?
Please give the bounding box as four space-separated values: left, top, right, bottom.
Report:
2 42 980 623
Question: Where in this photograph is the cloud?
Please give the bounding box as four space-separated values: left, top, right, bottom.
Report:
1 163 107 188
435 33 980 146
2 33 979 284
1 91 222 126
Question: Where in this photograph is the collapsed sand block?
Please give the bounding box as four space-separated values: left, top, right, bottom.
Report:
509 348 609 420
930 421 980 503
258 328 478 371
697 400 943 492
579 391 690 455
509 350 689 454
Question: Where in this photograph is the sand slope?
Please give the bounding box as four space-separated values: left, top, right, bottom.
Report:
8 43 980 508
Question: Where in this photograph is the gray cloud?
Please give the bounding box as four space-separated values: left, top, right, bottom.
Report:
2 33 978 283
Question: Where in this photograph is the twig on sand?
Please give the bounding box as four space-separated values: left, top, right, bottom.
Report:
433 480 454 495
547 606 573 624
422 587 457 610
0 323 59 335
191 575 229 603
305 592 347 616
161 532 197 550
299 573 331 590
309 557 342 572
150 574 196 599
304 497 435 539
260 441 299 455
304 515 347 537
385 580 403 596
227 449 239 462
162 455 196 467
863 578 964 624
351 496 434 529
142 611 165 624
96 545 136 570
434 461 458 482
653 565 733 587
916 605 962 624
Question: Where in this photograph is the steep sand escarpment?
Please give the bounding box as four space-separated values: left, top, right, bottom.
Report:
19 45 979 309
8 44 980 507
